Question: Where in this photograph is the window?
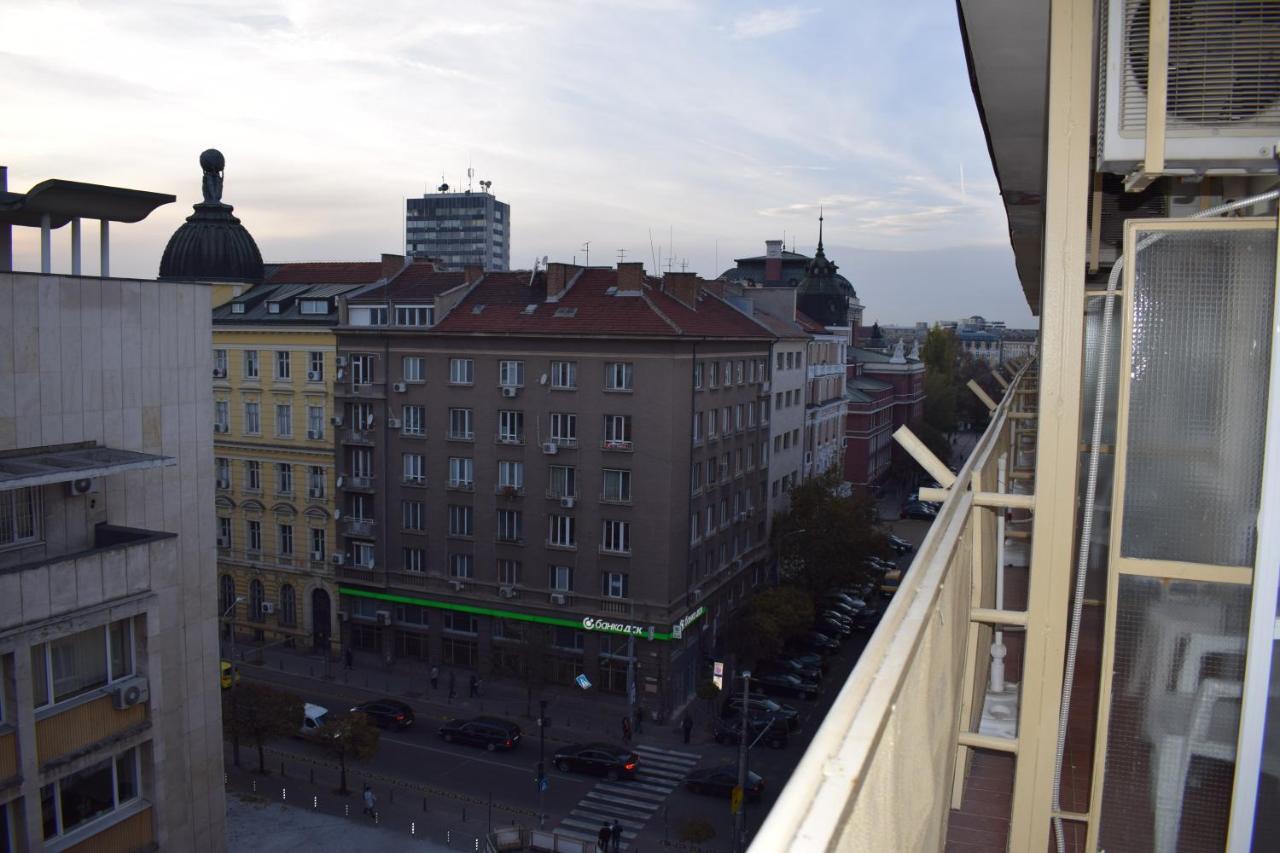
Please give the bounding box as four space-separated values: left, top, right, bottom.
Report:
278 523 294 556
349 401 375 431
736 360 745 384
300 299 329 315
709 361 719 387
214 400 229 432
217 516 232 548
499 360 525 387
30 619 133 708
498 410 524 443
449 358 474 385
402 500 424 531
310 528 326 560
247 520 262 553
550 564 573 592
601 520 631 554
777 352 784 370
244 401 260 435
349 305 388 326
601 469 631 502
548 465 576 498
448 505 473 536
735 404 743 431
448 408 474 440
550 412 577 445
403 453 425 484
444 611 478 633
498 460 524 490
722 407 732 434
499 559 521 586
693 412 703 443
40 747 140 840
707 458 717 486
449 553 474 579
735 449 744 476
550 360 576 389
748 403 756 428
213 349 228 376
275 403 292 437
275 351 291 380
603 415 632 447
246 460 261 491
402 405 425 436
307 405 324 439
497 509 523 542
552 628 584 651
602 572 629 598
395 305 433 327
604 362 633 391
275 463 292 495
214 458 231 489
308 352 324 380
548 514 576 548
279 584 297 626
722 361 733 386
708 409 718 439
693 361 703 389
353 541 375 569
403 547 425 573
350 448 372 478
403 356 425 382
691 462 702 494
349 354 374 385
244 350 259 379
691 511 701 543
448 457 474 488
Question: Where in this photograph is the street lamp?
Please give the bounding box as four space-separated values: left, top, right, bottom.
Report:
537 699 549 827
733 670 752 853
222 595 246 768
222 596 247 666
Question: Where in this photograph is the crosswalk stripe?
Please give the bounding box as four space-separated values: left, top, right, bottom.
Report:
583 791 663 810
553 827 598 843
633 744 700 761
635 766 688 781
560 817 639 837
571 802 647 822
570 809 647 830
552 748 701 847
619 779 677 794
596 782 667 802
636 755 698 771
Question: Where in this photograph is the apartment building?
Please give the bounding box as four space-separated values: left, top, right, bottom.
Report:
0 173 224 850
212 259 403 655
842 364 895 491
405 187 510 271
331 262 774 713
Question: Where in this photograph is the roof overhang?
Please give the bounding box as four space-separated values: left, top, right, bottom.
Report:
0 444 174 490
957 0 1051 315
0 179 175 229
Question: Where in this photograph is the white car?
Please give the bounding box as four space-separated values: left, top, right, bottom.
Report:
300 702 330 737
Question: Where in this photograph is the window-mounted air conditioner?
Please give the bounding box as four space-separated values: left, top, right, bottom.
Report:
542 442 559 455
335 356 348 367
261 602 275 615
393 382 407 393
499 585 517 598
550 593 567 605
560 496 576 509
501 385 519 398
332 553 346 565
387 417 402 429
111 675 149 710
376 610 391 626
1098 0 1280 176
307 370 322 382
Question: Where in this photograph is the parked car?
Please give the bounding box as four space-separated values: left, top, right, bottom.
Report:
751 671 819 700
817 614 853 638
299 703 330 738
864 556 897 571
852 603 883 631
438 716 523 751
887 534 914 554
686 766 765 800
757 657 822 684
791 631 840 656
826 593 866 613
880 568 904 597
723 694 800 730
553 743 638 779
714 714 789 749
783 652 829 675
901 501 938 521
350 699 415 730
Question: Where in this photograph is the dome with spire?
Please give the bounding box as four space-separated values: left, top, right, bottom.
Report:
159 149 263 283
796 211 852 328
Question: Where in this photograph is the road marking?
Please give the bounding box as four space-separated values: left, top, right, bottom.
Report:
633 744 700 760
570 803 648 823
583 790 663 810
634 766 686 782
596 782 667 803
560 816 639 837
616 778 676 794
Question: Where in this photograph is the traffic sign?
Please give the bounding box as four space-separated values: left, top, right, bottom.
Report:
730 785 743 814
575 674 592 690
539 776 549 792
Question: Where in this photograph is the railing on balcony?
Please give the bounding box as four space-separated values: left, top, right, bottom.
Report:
753 360 1033 852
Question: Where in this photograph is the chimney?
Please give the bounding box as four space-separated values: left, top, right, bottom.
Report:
764 239 783 283
546 262 572 299
617 262 645 292
662 272 700 309
381 253 407 280
463 264 484 285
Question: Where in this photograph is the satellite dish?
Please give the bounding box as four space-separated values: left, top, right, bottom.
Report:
539 373 549 386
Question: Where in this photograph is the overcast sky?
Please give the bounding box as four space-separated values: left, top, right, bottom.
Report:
3 0 1036 327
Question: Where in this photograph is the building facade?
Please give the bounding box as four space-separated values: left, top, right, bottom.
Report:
405 189 510 271
331 263 775 713
842 364 895 491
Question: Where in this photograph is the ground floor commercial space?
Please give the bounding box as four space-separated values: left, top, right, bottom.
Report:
217 560 339 655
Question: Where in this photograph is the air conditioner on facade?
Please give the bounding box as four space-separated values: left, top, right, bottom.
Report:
332 553 346 565
310 551 324 561
111 675 149 710
542 442 559 455
67 478 95 496
338 609 349 621
501 385 519 398
1098 0 1280 177
499 585 516 598
309 487 324 498
214 423 229 433
261 602 275 615
218 536 231 549
331 415 343 427
212 367 227 379
550 593 567 605
559 496 576 509
335 356 348 367
336 368 345 381
450 580 465 591
307 429 323 440
376 610 391 626
393 382 407 393
759 381 770 394
387 417 402 429
335 476 345 488
307 370 322 382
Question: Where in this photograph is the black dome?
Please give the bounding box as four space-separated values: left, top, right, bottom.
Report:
159 150 263 283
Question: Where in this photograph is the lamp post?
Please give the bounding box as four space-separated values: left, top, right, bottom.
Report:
733 670 751 853
222 596 246 767
537 699 549 827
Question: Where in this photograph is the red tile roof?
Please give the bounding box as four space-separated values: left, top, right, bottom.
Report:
265 262 385 285
352 261 465 303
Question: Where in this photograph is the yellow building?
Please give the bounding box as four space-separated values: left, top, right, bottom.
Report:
213 259 400 652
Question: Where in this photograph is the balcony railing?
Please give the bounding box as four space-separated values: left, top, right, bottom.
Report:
754 360 1033 852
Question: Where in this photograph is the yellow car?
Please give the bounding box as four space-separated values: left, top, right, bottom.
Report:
220 660 240 690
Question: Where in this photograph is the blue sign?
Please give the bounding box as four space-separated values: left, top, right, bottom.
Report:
575 674 592 690
539 776 549 792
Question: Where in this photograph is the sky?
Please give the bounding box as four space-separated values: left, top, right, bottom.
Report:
2 0 1036 327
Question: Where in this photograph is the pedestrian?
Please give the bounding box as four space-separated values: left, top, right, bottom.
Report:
430 665 439 690
448 671 456 701
634 706 644 734
681 711 694 744
621 715 632 742
362 784 376 819
610 818 622 853
597 822 611 852
344 648 353 670
469 673 478 698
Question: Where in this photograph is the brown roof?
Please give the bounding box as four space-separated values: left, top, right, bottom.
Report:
265 262 385 285
351 261 466 303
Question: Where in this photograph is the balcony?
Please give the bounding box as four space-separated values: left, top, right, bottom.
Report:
341 429 375 445
600 439 633 453
342 518 376 538
338 381 385 399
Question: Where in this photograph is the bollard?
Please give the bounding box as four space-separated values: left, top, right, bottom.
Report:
389 788 394 804
310 768 315 784
423 797 427 813
281 787 287 802
313 795 318 810
281 761 286 777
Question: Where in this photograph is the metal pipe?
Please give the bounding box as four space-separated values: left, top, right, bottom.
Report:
71 217 82 275
40 213 51 273
99 220 110 277
892 426 957 488
991 453 1009 692
957 730 1018 754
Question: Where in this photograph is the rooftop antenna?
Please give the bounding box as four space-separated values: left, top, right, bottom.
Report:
649 229 658 271
581 241 590 267
714 238 719 274
616 248 627 264
680 258 689 273
466 161 474 192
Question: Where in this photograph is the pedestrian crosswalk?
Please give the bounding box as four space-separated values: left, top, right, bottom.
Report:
552 743 700 850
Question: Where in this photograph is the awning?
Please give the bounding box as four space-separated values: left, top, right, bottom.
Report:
0 180 175 229
0 444 174 489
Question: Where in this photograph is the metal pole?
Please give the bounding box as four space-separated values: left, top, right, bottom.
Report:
99 220 109 277
626 634 636 729
537 698 547 828
991 453 1008 692
734 671 751 853
71 217 81 275
40 213 51 274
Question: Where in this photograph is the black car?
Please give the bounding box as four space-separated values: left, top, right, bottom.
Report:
791 631 840 655
901 501 938 521
817 615 853 638
552 743 638 779
350 698 415 730
887 534 914 554
751 671 819 701
783 652 828 675
686 766 765 800
852 604 882 631
438 716 523 751
822 598 862 619
757 657 822 684
713 714 788 749
723 694 801 730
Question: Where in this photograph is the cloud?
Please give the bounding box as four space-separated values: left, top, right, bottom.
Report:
730 6 816 39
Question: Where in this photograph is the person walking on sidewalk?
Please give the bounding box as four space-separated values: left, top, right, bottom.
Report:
430 665 439 690
344 648 353 670
681 710 694 744
610 819 622 852
362 784 377 819
469 673 478 698
621 715 632 743
597 823 611 852
448 671 456 701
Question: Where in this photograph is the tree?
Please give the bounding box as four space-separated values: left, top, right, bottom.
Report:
772 469 888 598
514 622 552 718
221 683 303 775
726 586 815 664
695 679 722 730
317 711 380 795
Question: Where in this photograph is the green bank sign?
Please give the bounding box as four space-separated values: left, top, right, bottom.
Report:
339 586 705 642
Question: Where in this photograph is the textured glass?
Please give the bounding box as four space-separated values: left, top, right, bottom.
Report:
1080 296 1123 600
1098 576 1250 853
1122 228 1276 566
1250 638 1280 847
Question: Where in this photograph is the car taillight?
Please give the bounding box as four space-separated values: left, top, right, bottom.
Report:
624 762 636 771
506 739 512 747
395 714 405 721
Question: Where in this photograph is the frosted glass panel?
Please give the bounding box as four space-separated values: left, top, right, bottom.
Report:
1121 227 1276 566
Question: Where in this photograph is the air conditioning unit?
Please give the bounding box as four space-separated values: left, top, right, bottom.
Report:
550 593 567 605
218 536 231 549
214 423 229 433
335 356 348 367
393 382 407 393
691 587 703 599
542 442 559 455
111 675 149 710
307 370 322 382
450 579 465 591
67 478 95 496
336 476 345 488
559 496 576 509
387 417 402 429
310 551 324 561
331 415 343 427
307 429 323 440
337 609 349 622
1098 0 1280 177
261 602 275 615
309 487 324 498
501 385 519 398
376 610 391 626
332 553 346 565
212 367 227 379
499 585 516 598
759 380 770 394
